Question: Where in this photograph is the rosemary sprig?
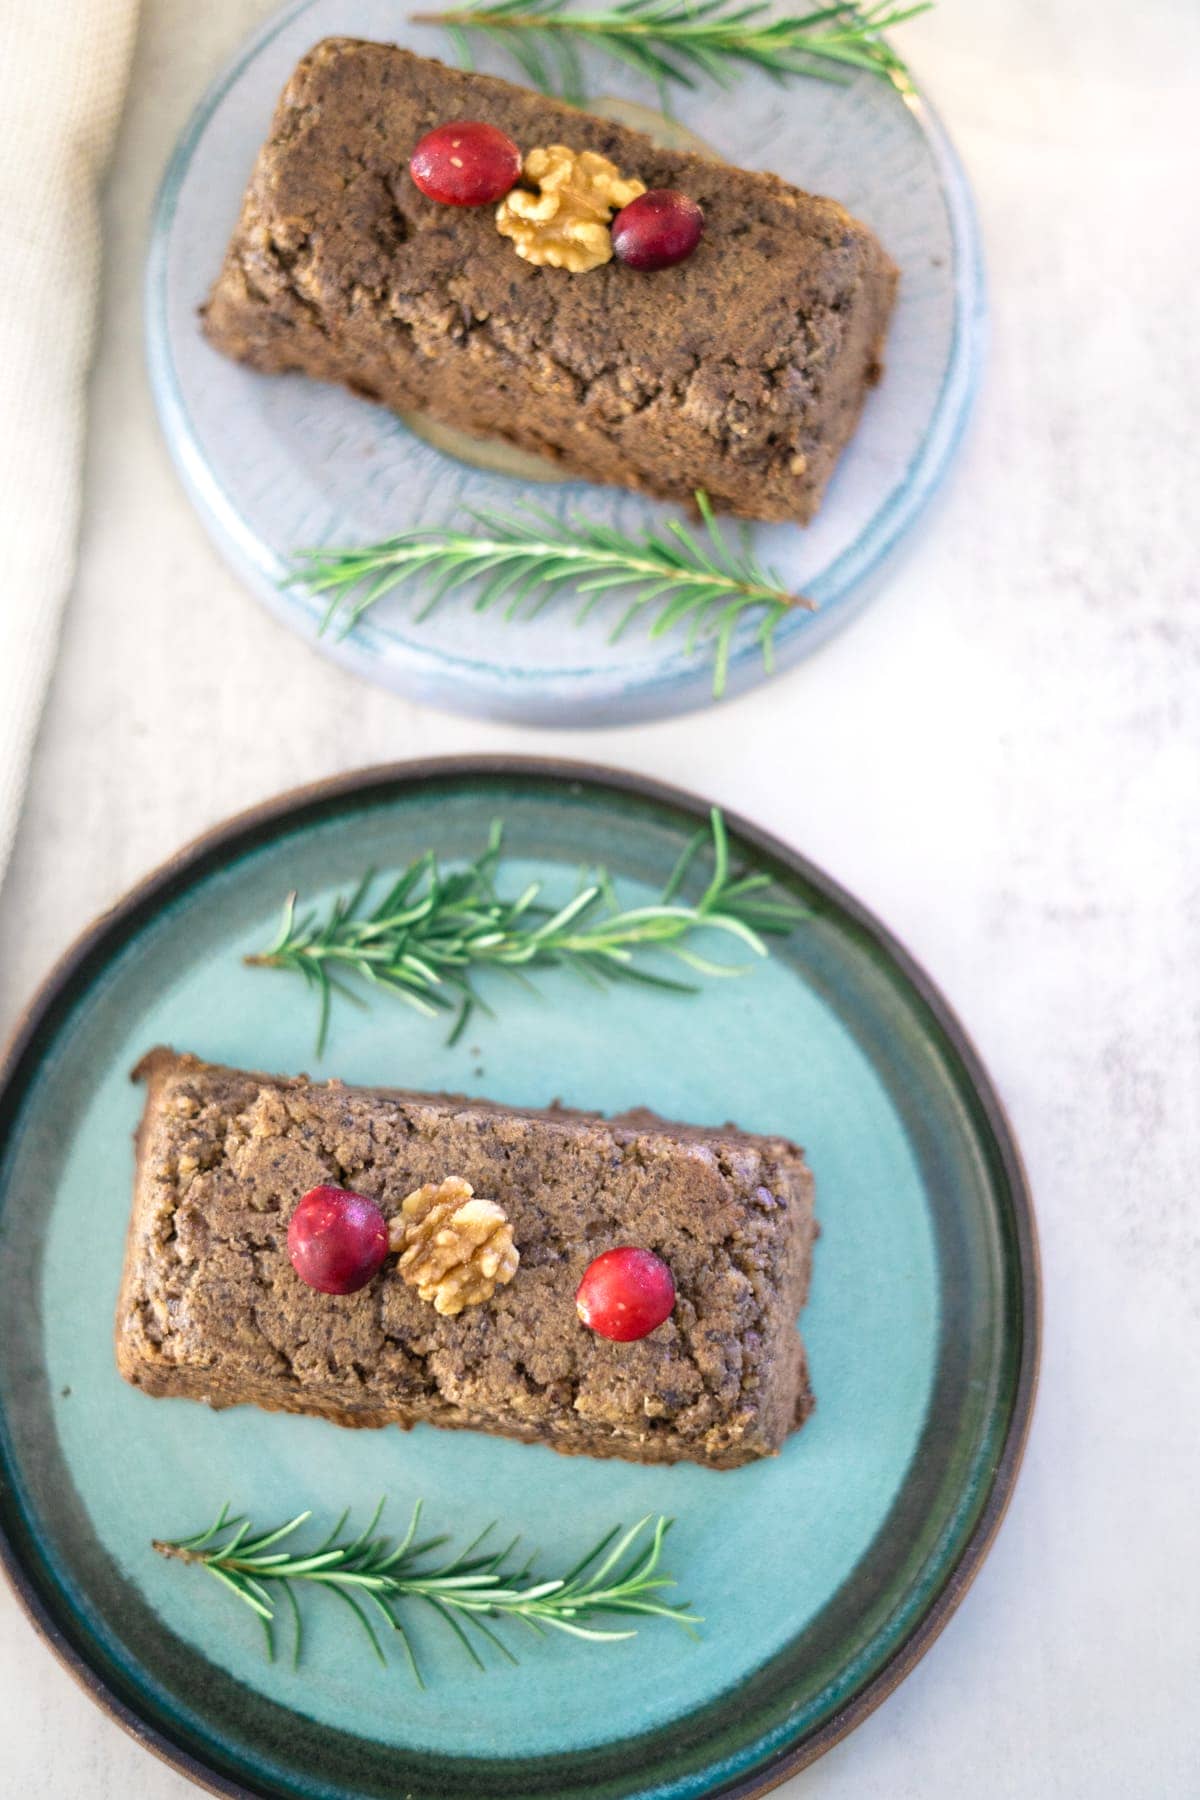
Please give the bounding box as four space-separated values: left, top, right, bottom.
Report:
289 492 811 700
155 1502 697 1683
412 0 930 103
246 807 806 1053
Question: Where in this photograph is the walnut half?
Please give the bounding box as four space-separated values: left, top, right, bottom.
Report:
388 1177 519 1316
495 145 646 273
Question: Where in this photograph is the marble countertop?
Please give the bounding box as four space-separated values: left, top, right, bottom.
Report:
1 0 1197 1793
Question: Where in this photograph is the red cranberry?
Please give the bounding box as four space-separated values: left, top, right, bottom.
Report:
287 1186 389 1295
576 1247 676 1342
410 120 522 207
611 190 704 271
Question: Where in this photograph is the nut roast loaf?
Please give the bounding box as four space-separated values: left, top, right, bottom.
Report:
202 38 898 523
116 1050 818 1470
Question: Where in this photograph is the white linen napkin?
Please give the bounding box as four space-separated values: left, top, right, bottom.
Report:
0 0 140 887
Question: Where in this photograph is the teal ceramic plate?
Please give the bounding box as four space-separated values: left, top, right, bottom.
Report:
146 0 984 725
0 761 1037 1797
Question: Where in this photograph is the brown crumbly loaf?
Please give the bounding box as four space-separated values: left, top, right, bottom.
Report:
201 39 897 523
116 1050 817 1469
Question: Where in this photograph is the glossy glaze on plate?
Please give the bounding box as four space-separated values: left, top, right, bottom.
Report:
145 0 985 725
0 761 1037 1799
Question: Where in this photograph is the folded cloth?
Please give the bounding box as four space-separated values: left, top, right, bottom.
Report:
0 0 140 887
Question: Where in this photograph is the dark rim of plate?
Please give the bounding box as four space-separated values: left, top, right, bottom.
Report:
0 756 1040 1799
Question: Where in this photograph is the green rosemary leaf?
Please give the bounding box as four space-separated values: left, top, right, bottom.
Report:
554 1522 623 1588
570 1515 654 1592
173 1501 236 1553
288 490 812 699
344 1496 388 1559
328 1583 390 1665
207 1562 274 1623
447 19 475 62
280 1578 304 1669
424 1595 489 1670
463 1609 523 1665
155 1503 696 1683
392 1609 426 1688
441 1520 499 1574
410 0 930 96
530 1614 639 1642
245 809 805 1051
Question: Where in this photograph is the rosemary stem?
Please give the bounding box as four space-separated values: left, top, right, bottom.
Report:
417 6 881 42
409 0 929 94
309 536 797 610
245 811 805 1052
288 492 813 698
154 1504 698 1681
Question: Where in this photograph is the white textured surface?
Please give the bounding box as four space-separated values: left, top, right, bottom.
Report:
1 1 1198 1795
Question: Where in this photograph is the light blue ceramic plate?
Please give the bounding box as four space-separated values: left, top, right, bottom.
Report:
0 761 1036 1798
146 1 985 725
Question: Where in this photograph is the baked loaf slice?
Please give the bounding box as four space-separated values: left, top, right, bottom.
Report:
202 39 897 523
116 1050 817 1469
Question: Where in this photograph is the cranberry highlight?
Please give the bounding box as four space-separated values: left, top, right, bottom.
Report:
410 120 522 207
575 1246 676 1342
287 1186 389 1295
611 189 704 271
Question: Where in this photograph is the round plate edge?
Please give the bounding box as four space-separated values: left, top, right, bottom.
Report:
0 755 1040 1799
142 0 988 728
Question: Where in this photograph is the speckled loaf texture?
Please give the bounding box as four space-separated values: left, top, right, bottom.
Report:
116 1050 817 1469
201 39 897 523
